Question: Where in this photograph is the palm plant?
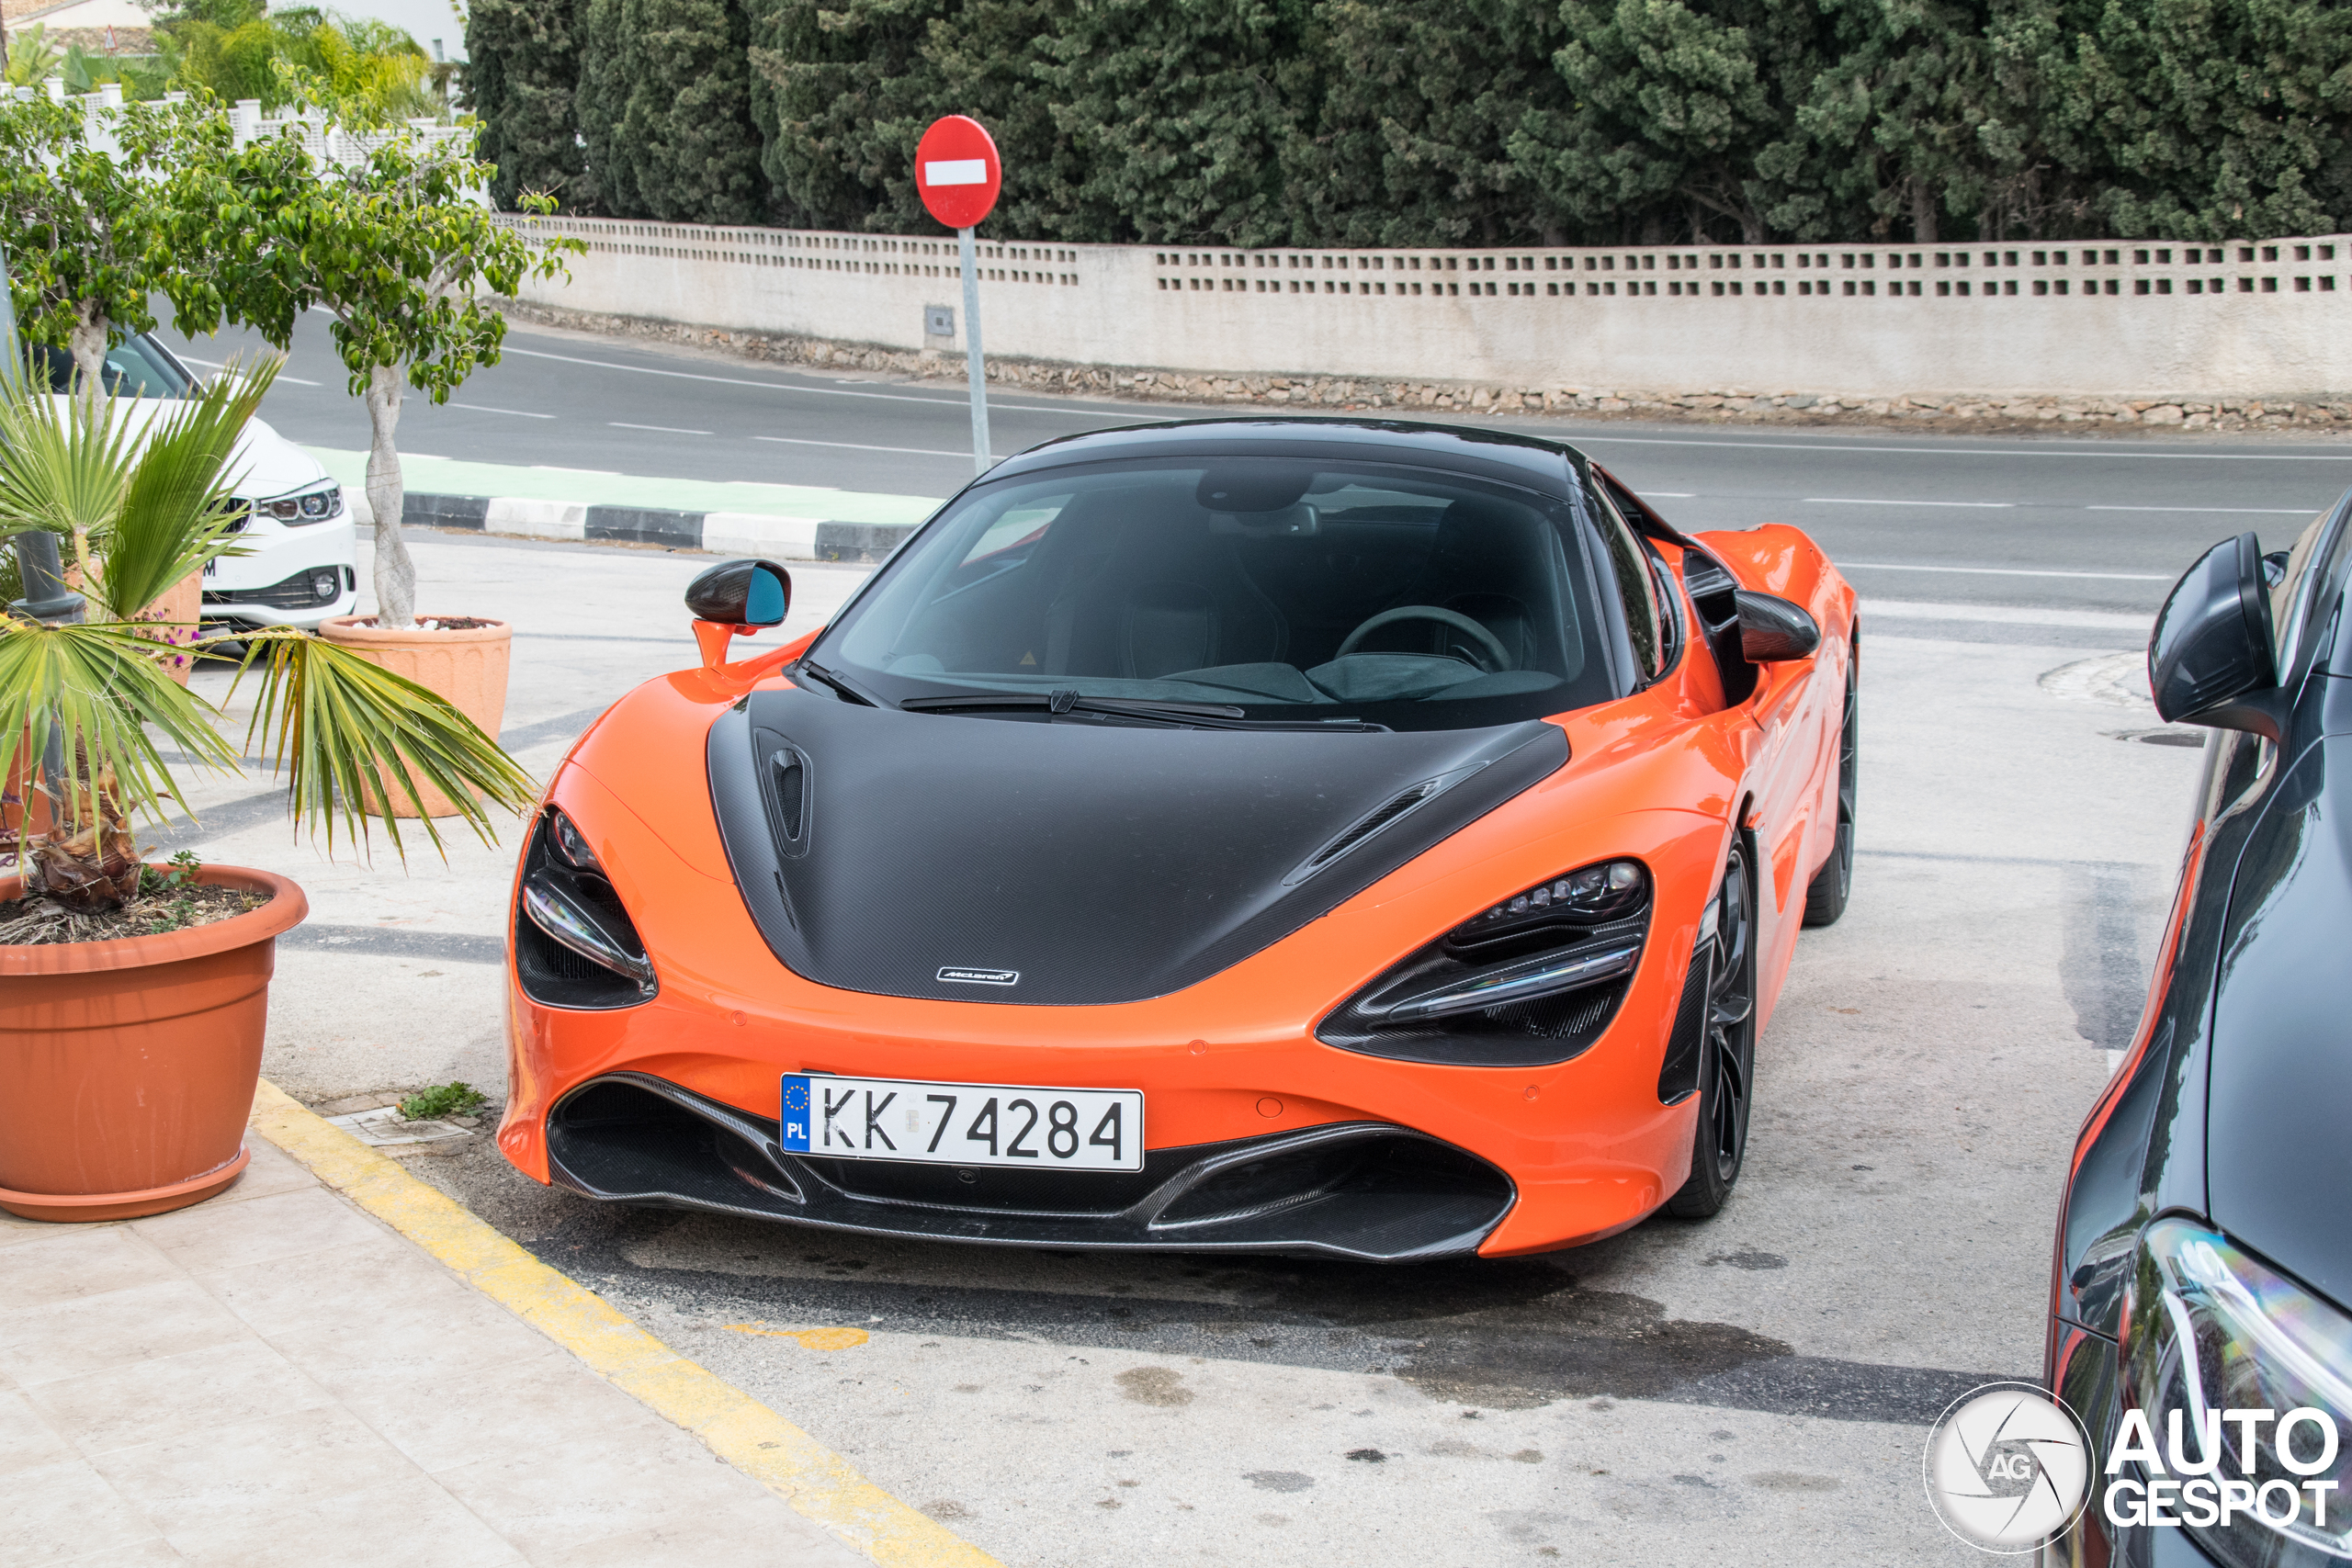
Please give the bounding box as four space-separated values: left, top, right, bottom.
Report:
0 354 537 920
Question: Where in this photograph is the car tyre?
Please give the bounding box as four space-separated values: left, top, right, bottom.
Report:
1802 641 1858 928
1666 838 1757 1219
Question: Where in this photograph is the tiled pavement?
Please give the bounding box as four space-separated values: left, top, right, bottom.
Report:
0 1138 867 1568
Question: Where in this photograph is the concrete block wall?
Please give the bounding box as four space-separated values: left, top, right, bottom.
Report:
503 216 2352 400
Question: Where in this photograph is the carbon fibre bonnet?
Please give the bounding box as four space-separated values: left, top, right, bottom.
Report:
707 684 1568 1005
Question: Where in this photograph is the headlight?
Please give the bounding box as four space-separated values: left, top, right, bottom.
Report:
248 482 344 525
514 807 659 1009
2115 1218 2351 1564
1317 860 1650 1067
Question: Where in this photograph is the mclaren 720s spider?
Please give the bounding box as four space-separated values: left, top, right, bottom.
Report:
497 418 1859 1261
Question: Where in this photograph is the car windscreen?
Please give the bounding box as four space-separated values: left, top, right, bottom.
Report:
29 335 196 399
809 456 1619 732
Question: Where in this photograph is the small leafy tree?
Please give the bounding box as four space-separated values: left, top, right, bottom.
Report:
178 123 580 628
0 94 229 398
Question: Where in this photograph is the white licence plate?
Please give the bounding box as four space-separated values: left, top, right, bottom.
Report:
780 1074 1144 1172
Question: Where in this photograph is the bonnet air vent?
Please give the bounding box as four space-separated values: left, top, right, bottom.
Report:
757 733 813 857
1283 763 1487 886
774 752 806 841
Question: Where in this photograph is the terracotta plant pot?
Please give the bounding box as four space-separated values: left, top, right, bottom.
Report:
60 565 204 685
318 615 513 818
0 865 308 1222
131 569 204 686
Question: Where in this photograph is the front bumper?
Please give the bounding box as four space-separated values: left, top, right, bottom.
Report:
200 517 358 630
548 1072 1515 1261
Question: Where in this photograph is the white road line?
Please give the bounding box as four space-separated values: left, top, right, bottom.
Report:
612 422 713 435
1840 560 2172 581
449 401 554 419
755 435 979 458
1639 491 1696 498
2084 504 2318 514
530 465 618 475
1863 599 2153 629
499 344 1112 416
1570 433 2352 460
1803 496 2014 508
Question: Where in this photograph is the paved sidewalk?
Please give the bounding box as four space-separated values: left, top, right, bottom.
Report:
0 1133 871 1567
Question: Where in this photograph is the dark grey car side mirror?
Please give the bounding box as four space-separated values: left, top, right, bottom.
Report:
1734 591 1821 662
2151 531 2282 739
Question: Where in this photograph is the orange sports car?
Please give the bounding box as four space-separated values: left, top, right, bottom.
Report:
497 419 1857 1260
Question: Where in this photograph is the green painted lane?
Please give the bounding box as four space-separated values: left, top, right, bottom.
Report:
303 447 946 525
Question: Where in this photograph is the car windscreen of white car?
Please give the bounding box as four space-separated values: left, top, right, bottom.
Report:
29 336 197 400
816 457 1619 734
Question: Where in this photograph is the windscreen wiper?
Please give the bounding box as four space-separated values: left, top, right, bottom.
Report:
793 660 882 707
899 691 1389 732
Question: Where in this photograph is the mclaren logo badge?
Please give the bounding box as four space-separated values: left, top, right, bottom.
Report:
938 966 1020 986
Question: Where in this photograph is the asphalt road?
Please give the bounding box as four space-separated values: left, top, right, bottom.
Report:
158 310 2352 615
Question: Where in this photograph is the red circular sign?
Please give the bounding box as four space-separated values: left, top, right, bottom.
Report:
915 115 1001 231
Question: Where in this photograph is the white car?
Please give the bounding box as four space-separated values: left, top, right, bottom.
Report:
37 334 359 631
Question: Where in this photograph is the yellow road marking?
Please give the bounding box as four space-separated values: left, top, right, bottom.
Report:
727 1324 873 1350
248 1080 1001 1568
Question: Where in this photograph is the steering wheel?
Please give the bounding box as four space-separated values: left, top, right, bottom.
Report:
1335 605 1513 672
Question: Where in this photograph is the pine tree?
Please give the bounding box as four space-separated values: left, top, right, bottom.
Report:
1993 0 2352 240
1033 0 1323 247
466 0 591 211
1519 0 1831 245
1295 0 1577 247
578 0 767 224
747 0 1096 240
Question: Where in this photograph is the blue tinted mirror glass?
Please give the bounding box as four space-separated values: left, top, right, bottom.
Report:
747 566 786 626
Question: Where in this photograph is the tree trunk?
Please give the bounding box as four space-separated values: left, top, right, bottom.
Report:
67 302 107 411
364 364 416 630
1911 178 1939 243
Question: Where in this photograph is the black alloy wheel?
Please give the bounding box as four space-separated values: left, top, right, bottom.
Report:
1666 839 1758 1219
1802 642 1859 927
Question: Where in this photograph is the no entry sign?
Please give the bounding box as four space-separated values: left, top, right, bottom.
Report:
916 115 1001 230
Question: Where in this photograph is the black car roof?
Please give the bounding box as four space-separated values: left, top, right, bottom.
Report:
979 416 1592 497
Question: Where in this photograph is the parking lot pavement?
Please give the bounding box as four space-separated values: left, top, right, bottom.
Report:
162 522 2195 1563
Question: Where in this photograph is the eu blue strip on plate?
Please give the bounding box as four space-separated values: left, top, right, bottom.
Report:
779 1075 812 1152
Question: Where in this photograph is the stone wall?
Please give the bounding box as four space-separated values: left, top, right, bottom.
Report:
502 215 2352 410
500 298 2352 434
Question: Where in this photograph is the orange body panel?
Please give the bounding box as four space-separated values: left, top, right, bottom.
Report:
499 535 1855 1256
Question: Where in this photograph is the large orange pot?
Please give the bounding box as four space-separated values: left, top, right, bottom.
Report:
132 569 204 686
318 615 513 818
0 865 308 1222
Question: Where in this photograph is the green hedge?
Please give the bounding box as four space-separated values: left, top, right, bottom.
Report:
472 0 2352 245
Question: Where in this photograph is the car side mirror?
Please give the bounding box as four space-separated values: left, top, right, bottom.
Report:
2151 531 2282 739
685 558 792 668
1734 591 1820 662
687 558 791 627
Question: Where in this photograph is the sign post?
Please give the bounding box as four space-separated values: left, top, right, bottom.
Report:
916 116 1002 477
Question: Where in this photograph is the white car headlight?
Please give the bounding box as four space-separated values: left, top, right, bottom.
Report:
249 482 344 526
2119 1218 2352 1564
